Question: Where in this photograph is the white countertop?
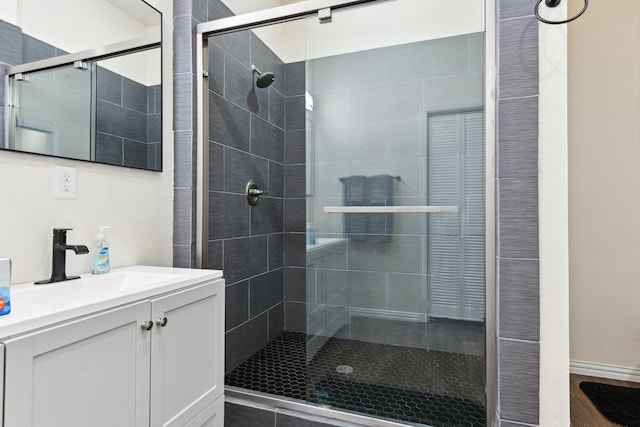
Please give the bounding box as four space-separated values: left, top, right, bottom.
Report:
0 265 223 339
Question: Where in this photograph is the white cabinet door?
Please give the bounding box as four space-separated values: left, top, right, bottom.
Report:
184 395 225 427
3 301 151 427
150 281 225 427
0 343 4 427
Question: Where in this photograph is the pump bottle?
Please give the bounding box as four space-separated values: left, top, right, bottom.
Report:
91 226 110 274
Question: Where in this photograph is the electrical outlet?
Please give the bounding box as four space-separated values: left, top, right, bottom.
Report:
55 166 77 199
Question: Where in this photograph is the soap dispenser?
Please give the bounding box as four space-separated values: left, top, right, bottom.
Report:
91 226 110 274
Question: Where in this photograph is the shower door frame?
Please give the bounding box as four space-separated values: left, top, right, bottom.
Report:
194 0 496 425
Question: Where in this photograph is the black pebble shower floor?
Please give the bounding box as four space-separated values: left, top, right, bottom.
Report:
225 331 486 427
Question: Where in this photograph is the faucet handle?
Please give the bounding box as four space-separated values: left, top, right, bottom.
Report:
53 228 73 235
52 228 72 244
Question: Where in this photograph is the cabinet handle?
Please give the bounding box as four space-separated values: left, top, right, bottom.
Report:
141 320 154 331
156 316 168 327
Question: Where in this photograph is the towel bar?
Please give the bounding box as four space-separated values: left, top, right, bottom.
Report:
323 206 459 214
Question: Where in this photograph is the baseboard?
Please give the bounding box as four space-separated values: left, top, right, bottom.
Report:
570 360 640 383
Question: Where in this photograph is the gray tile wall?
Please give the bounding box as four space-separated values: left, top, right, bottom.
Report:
496 0 540 425
0 19 24 150
201 1 288 373
173 0 197 268
172 0 240 265
284 61 307 333
95 66 161 170
226 401 366 427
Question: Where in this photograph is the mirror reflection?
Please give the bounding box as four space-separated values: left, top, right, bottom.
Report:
0 0 162 171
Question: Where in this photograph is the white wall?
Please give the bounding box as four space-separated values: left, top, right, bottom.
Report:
222 0 484 63
538 3 570 425
13 0 152 51
304 0 483 60
2 1 17 23
0 0 174 284
221 0 287 14
569 0 640 373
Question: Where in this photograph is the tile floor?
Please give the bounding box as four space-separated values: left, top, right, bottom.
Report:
226 320 485 427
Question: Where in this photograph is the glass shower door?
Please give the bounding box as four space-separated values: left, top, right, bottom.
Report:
304 1 486 425
8 64 92 159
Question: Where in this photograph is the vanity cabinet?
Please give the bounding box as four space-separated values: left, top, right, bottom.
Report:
1 274 224 427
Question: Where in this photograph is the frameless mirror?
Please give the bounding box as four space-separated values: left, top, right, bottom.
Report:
0 0 162 171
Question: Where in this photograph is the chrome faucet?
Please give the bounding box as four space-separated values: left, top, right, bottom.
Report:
35 228 90 284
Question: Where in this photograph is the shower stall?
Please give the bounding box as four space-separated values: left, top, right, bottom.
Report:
195 0 493 425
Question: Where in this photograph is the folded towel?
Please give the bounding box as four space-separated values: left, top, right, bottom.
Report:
367 175 394 243
343 175 367 240
340 175 395 242
343 175 367 202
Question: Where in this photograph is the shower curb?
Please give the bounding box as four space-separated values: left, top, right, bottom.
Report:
226 387 416 427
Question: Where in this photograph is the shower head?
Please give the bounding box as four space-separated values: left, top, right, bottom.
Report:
251 64 275 89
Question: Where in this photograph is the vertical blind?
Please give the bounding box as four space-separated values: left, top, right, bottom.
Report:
428 110 485 321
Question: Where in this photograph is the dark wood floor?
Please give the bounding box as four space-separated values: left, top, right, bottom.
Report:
570 373 640 426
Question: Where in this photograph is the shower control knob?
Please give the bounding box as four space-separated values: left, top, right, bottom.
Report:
248 188 266 196
246 180 267 205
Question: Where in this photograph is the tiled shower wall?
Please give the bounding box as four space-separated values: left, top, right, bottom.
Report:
175 0 307 373
173 0 542 425
0 19 160 170
205 20 289 373
282 61 308 333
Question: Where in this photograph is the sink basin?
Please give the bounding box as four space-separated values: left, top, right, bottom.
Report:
11 270 182 313
82 270 182 291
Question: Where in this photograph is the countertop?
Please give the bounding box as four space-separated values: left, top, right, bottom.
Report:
0 265 223 339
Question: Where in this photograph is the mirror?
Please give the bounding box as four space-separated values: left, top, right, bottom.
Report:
0 0 162 171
